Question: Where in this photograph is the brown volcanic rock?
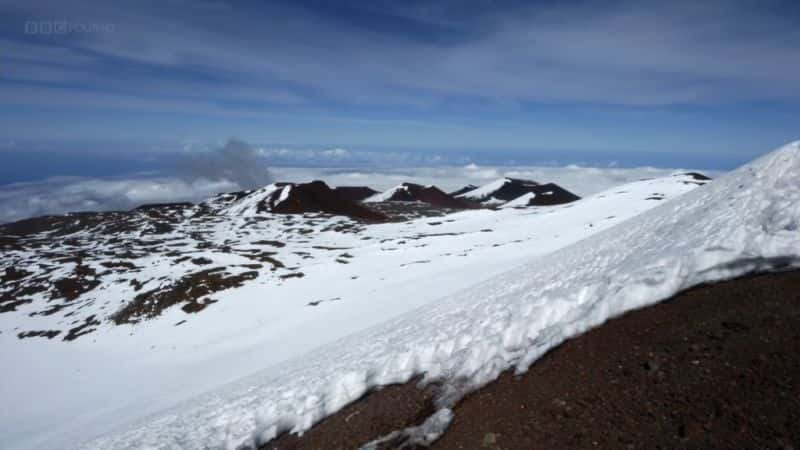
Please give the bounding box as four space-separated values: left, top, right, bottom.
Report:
333 186 379 202
372 183 479 209
271 181 388 221
526 182 582 206
261 270 800 449
460 178 581 205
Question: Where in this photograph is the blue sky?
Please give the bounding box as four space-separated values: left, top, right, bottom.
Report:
1 0 799 182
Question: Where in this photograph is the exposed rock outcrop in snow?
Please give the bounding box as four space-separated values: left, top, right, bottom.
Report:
332 186 379 202
205 180 387 221
364 183 477 209
456 177 581 206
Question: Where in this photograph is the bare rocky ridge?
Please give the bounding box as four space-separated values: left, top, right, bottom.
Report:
203 180 389 222
333 186 380 202
271 181 388 222
448 185 478 197
367 183 481 209
457 177 582 206
525 182 582 206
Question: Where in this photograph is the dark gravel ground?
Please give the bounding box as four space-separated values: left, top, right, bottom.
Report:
264 270 800 450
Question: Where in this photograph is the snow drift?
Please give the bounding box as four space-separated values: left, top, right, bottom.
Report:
82 142 800 450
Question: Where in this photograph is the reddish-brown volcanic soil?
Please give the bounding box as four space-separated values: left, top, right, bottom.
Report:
333 186 380 202
527 182 581 206
378 183 480 209
262 270 800 449
271 181 389 222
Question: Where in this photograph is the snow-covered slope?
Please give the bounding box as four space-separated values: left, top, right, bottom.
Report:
363 184 411 203
0 165 726 449
456 177 514 204
80 141 800 450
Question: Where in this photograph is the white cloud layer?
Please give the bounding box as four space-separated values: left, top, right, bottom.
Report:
0 176 239 224
0 165 720 224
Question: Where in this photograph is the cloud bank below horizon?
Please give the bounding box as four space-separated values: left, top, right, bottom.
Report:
0 163 720 224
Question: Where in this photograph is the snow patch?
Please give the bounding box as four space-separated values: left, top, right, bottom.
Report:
455 178 511 202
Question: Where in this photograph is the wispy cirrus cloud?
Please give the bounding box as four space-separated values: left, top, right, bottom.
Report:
1 0 798 154
3 0 800 113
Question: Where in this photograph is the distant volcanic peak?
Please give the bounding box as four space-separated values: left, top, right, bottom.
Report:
460 177 580 207
526 183 581 206
211 181 387 221
207 183 283 215
365 182 477 209
458 177 544 203
679 172 712 181
333 186 379 202
363 183 415 203
449 184 479 197
506 177 540 188
265 180 388 221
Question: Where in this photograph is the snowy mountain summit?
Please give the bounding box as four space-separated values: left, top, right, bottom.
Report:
7 141 800 450
202 180 388 221
363 182 477 209
456 177 581 206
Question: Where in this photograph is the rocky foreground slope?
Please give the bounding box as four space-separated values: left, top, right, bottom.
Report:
268 270 800 449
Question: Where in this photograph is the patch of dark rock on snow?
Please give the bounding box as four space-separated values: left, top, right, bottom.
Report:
400 260 432 267
63 314 102 341
251 240 286 248
17 329 61 340
98 261 139 271
191 257 214 266
279 272 305 280
2 267 31 283
682 172 712 181
526 183 581 206
460 178 581 206
271 182 369 218
267 181 389 222
112 269 259 324
374 183 479 210
333 186 379 202
677 172 713 186
134 202 194 211
52 264 101 301
307 297 341 307
368 202 469 221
